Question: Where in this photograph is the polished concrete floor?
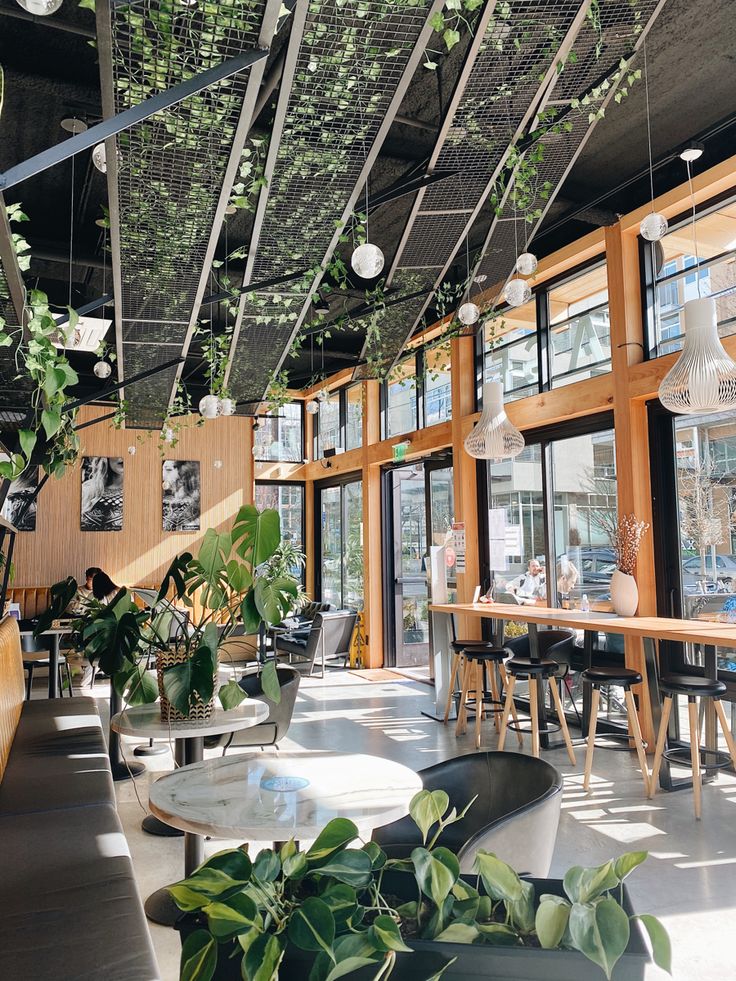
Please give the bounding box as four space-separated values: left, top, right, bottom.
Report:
88 670 736 980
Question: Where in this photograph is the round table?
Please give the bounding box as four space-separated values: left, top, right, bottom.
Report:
111 699 268 925
149 751 422 848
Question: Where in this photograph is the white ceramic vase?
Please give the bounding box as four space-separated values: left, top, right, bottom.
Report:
611 569 638 617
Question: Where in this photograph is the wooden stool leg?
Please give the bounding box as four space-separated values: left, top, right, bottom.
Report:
443 652 459 724
687 699 702 820
529 678 540 758
624 689 651 797
550 676 577 765
714 699 736 769
490 662 501 734
497 674 516 751
648 695 673 798
499 663 523 746
474 662 484 749
455 656 470 736
583 687 600 791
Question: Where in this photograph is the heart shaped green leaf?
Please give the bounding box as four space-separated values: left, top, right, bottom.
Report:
180 929 216 981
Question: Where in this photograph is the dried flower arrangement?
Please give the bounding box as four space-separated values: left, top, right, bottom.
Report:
613 513 650 576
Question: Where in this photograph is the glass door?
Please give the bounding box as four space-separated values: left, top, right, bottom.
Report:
317 478 364 611
320 486 343 608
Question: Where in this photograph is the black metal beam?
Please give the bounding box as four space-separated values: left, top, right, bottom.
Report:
201 269 306 308
62 357 185 414
0 49 269 191
367 169 457 212
55 294 114 328
0 6 97 39
301 288 428 336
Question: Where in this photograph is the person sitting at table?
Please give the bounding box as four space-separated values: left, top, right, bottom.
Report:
557 554 579 604
69 566 102 614
507 559 546 606
92 571 120 605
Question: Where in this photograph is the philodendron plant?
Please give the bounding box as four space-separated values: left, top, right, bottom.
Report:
37 505 297 714
170 791 671 981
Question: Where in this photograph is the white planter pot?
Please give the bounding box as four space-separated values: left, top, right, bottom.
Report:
611 570 639 617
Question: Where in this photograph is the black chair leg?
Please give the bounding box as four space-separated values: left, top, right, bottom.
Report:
65 659 74 695
25 663 33 701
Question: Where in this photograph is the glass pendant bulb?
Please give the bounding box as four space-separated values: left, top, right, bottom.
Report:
16 0 63 15
457 302 480 326
351 242 384 279
659 297 736 414
92 143 107 173
640 211 668 242
93 360 112 379
503 278 532 308
516 251 538 276
219 397 235 416
464 382 525 460
199 394 220 419
305 400 319 415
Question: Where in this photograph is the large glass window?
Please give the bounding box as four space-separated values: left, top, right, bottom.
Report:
385 357 417 438
254 403 303 462
318 478 364 610
316 392 340 457
345 385 363 451
548 263 610 388
424 343 452 426
255 483 305 576
483 298 539 402
649 198 736 358
314 385 363 458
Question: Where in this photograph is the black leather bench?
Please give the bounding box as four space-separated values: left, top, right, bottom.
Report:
0 617 160 980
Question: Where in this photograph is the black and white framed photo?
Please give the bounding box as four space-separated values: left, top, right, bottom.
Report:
1 466 39 531
80 456 124 531
162 460 200 532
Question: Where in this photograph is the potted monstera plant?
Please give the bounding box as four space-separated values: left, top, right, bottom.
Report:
170 792 671 981
40 505 297 718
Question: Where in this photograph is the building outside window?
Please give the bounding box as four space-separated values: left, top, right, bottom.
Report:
318 479 363 610
483 297 539 402
316 391 340 458
385 356 417 438
255 482 305 580
345 384 363 451
314 385 363 458
548 262 610 388
254 403 303 462
424 343 452 426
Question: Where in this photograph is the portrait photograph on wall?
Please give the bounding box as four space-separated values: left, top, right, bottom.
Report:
1 466 39 531
162 460 201 532
80 456 124 531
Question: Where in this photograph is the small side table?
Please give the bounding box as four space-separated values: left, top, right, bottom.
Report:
111 699 269 926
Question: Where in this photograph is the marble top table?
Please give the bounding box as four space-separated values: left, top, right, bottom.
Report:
149 751 422 844
112 699 268 927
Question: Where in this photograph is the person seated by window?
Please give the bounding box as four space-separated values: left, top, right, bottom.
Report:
557 554 579 605
507 559 546 606
92 571 120 605
69 566 101 614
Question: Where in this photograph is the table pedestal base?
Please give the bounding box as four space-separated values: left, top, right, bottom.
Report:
144 886 182 927
143 814 183 837
111 759 145 781
134 741 169 758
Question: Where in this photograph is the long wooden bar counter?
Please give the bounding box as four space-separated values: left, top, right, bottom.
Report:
429 602 736 791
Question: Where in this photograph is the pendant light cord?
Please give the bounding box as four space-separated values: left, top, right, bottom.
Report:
68 154 75 307
643 39 656 209
686 158 702 298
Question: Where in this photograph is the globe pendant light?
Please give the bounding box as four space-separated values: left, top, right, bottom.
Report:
351 242 384 279
464 381 525 460
93 360 112 379
503 278 532 308
658 296 736 414
16 0 63 14
516 251 538 276
640 211 668 242
219 397 235 416
92 143 107 173
199 394 220 419
305 399 319 415
457 301 480 326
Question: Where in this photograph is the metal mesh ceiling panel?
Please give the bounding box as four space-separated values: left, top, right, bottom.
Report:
474 0 666 298
227 0 441 406
99 0 272 428
359 0 587 377
0 204 31 411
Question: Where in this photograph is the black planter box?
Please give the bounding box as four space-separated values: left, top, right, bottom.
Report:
177 877 650 981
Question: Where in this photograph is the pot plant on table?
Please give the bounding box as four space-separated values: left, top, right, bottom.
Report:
610 514 650 617
170 791 671 981
38 505 297 718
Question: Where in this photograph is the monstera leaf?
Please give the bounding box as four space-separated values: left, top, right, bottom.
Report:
80 592 144 676
162 644 217 716
231 505 281 567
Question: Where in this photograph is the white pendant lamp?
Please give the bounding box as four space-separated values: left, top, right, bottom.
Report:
199 394 220 419
219 397 236 416
464 381 525 460
515 251 538 276
17 0 63 14
457 301 480 326
658 297 736 414
351 242 384 279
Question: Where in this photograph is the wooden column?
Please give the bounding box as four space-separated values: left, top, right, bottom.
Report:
244 418 255 506
304 405 316 599
606 222 656 746
451 335 482 642
362 380 383 667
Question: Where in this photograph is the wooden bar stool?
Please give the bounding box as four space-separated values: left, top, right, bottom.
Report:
455 646 521 749
444 639 504 724
649 673 736 820
498 657 576 764
581 666 650 795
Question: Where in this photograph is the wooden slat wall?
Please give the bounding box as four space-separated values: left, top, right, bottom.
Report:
11 406 253 589
0 617 24 780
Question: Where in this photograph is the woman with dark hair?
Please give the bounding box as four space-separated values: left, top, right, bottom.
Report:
92 571 120 604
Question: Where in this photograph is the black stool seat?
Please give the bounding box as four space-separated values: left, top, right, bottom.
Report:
463 646 509 662
582 666 642 688
451 639 499 653
660 673 727 698
506 656 558 678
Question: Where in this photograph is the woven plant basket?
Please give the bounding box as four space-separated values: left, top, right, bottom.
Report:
157 647 216 723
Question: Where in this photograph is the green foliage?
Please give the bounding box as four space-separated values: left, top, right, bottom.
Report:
170 793 671 981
